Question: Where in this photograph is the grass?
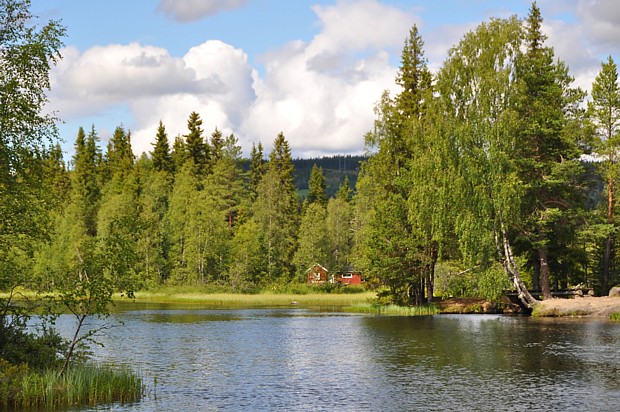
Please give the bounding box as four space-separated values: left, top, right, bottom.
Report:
0 362 144 409
531 306 590 317
345 303 440 316
610 312 620 321
118 290 376 307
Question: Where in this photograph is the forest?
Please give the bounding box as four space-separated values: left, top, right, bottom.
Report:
3 2 620 321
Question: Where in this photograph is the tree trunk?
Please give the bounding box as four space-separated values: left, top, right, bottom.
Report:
426 244 437 303
532 257 540 292
603 174 613 294
496 216 538 308
538 247 552 300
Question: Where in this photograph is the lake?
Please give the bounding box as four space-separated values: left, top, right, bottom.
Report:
52 304 620 411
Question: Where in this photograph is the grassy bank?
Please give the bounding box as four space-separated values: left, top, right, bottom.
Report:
117 288 376 307
0 362 144 409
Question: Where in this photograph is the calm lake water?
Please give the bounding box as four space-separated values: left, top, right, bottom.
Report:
51 304 620 411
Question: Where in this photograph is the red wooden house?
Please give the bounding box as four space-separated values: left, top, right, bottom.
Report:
306 263 329 285
335 270 363 285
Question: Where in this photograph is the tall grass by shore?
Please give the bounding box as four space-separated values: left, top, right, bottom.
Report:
345 303 440 316
118 287 376 307
0 363 144 409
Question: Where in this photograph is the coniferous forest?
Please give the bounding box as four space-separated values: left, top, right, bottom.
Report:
3 2 620 310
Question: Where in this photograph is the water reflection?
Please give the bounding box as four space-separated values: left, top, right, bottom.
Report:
47 309 620 411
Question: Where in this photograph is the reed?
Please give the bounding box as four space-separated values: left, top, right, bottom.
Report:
1 363 143 409
118 290 376 307
345 303 440 316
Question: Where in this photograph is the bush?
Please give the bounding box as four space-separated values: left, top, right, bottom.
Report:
0 319 66 371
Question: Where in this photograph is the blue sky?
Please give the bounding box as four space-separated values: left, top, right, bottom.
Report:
30 0 620 158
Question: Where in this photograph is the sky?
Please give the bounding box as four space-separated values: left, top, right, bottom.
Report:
30 0 620 159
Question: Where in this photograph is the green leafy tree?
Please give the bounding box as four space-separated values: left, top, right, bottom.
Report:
135 155 172 286
588 55 620 293
434 15 538 307
293 203 329 281
228 219 266 289
336 175 352 202
326 195 353 273
0 0 65 303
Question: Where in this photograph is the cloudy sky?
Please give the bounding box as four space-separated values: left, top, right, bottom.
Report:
31 0 620 158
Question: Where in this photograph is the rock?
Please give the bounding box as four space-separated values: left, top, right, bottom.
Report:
609 286 620 297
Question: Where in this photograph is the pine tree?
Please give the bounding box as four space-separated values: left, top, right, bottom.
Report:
152 120 173 173
516 2 584 299
589 55 620 292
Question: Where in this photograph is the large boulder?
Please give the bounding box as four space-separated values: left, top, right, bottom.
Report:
609 286 620 297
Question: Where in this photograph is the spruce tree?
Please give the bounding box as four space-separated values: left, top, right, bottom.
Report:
305 164 327 208
152 120 173 173
249 142 265 197
184 111 209 176
254 133 299 281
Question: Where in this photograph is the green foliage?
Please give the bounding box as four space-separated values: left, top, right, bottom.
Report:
254 133 299 281
304 164 327 208
0 361 143 409
151 120 173 173
293 203 329 281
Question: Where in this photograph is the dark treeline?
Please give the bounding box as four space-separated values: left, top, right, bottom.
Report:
293 155 364 197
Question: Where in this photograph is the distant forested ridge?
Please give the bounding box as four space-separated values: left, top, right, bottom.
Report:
292 155 364 197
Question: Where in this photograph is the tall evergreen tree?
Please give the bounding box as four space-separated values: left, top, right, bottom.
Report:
515 2 584 299
184 111 209 176
254 133 298 281
249 142 265 198
304 164 327 209
589 55 620 293
72 126 101 237
171 134 186 172
106 125 134 180
210 127 224 164
354 24 435 304
152 120 173 174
